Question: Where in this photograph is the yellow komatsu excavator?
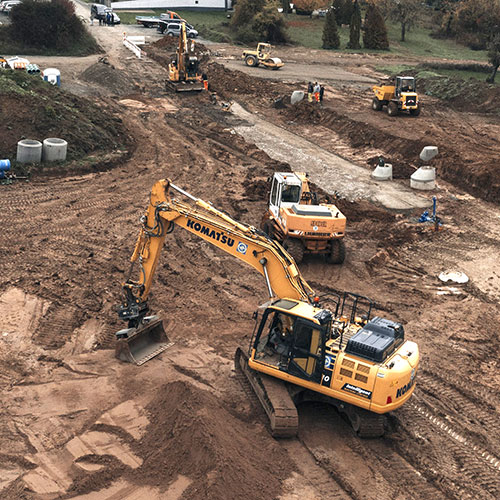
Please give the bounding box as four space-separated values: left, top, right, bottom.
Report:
166 22 205 92
116 179 419 438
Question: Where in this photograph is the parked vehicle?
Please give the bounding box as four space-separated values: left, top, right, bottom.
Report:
136 11 183 28
90 4 120 24
1 0 21 14
158 21 198 38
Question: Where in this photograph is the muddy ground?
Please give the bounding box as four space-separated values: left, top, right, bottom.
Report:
0 10 499 500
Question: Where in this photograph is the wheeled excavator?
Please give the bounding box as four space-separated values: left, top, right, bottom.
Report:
116 179 419 438
261 172 346 264
166 22 204 92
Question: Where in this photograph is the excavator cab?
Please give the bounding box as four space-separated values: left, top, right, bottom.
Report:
251 301 328 384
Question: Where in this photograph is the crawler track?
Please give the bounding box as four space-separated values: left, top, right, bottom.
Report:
234 348 298 437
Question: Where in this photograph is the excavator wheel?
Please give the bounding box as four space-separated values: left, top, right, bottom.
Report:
283 238 304 264
327 239 346 265
387 101 399 116
372 97 382 111
245 55 258 67
235 348 298 438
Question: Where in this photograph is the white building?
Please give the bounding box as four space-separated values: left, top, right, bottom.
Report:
111 0 231 10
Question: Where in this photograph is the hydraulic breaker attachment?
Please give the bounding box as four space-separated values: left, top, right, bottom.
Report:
115 316 173 365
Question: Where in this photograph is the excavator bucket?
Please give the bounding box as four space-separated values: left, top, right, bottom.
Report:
115 316 173 365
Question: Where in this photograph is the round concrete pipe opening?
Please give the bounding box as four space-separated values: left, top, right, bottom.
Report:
17 139 43 164
43 138 68 162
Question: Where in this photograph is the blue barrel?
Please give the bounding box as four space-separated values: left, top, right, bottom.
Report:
0 159 10 179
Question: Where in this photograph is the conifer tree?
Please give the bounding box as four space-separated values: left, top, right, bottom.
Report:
363 3 389 50
347 0 361 49
332 0 344 25
322 7 340 49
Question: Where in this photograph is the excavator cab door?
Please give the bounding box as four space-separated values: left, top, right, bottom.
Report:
269 175 282 219
287 319 325 383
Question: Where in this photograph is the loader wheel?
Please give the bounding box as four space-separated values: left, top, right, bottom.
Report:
284 239 304 264
245 55 258 67
410 105 421 116
372 97 382 111
327 239 346 265
387 102 399 116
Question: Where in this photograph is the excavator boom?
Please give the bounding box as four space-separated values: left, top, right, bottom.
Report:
116 179 313 364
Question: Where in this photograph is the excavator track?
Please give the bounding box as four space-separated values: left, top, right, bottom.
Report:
165 79 204 93
235 348 298 438
346 405 385 438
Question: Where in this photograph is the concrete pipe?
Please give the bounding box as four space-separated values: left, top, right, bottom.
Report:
410 166 436 190
372 163 393 181
42 138 67 162
16 139 42 164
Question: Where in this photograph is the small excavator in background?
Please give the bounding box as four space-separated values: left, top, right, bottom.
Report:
372 76 420 116
115 179 419 438
166 22 205 92
261 172 346 264
242 43 284 70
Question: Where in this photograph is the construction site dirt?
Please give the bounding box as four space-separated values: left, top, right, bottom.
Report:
0 14 499 500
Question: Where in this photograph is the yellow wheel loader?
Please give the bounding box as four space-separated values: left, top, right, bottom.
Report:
372 76 420 117
166 22 205 92
261 172 346 264
242 43 284 70
115 179 419 438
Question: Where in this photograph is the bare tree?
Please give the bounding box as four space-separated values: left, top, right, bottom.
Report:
389 0 421 42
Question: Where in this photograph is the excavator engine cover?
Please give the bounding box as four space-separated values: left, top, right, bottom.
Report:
115 316 172 365
345 316 404 363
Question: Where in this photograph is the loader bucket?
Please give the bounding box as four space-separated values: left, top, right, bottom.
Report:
115 317 173 365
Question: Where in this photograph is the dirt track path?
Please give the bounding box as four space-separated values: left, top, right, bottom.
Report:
1 11 499 500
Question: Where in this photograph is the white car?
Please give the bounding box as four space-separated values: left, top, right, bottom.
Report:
1 0 21 13
1 0 21 14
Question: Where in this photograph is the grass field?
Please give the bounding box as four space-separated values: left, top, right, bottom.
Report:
118 9 489 63
284 14 488 62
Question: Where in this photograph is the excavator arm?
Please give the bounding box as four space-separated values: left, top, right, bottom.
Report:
116 179 314 363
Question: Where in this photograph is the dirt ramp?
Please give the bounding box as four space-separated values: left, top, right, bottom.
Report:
131 380 293 499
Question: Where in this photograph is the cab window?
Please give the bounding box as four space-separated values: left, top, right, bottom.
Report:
281 184 300 203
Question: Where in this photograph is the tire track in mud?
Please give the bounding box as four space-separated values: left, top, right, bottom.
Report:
394 394 500 500
418 370 500 450
297 402 443 500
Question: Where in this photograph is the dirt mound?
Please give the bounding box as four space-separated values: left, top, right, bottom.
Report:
415 72 500 115
206 61 291 100
0 70 131 163
130 381 293 499
80 59 138 95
